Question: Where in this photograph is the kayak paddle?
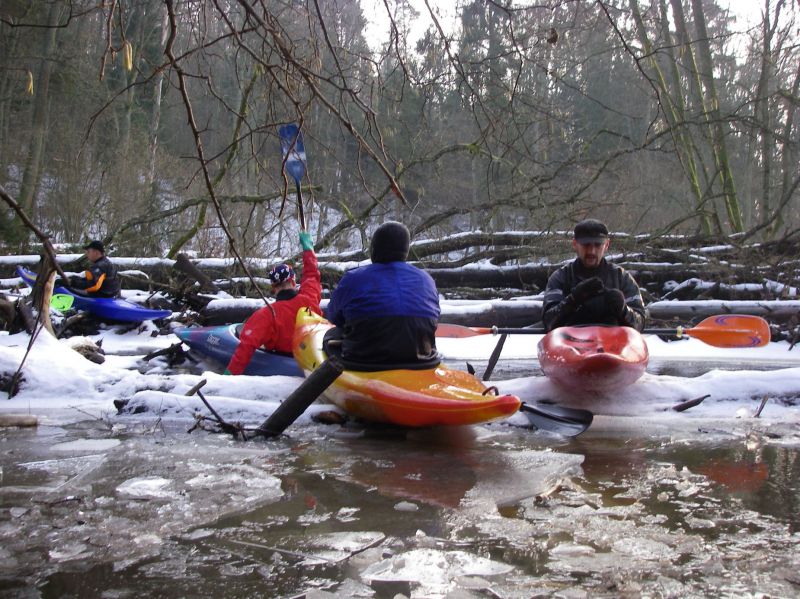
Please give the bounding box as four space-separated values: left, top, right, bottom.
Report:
256 357 344 438
645 314 771 348
518 402 593 437
279 123 308 230
436 314 771 348
51 293 75 313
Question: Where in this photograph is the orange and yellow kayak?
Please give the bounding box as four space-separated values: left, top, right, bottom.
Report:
537 325 649 393
292 310 521 427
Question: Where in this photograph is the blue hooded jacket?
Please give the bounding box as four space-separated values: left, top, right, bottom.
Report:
326 261 440 364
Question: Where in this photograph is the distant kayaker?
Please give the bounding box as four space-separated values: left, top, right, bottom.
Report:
225 231 321 375
542 219 645 331
67 240 121 298
325 221 440 365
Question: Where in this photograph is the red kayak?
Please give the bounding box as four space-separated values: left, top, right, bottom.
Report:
537 325 649 393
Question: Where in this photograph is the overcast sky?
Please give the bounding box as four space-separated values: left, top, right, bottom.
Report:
360 0 765 51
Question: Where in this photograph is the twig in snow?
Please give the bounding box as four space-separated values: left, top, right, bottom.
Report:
753 396 769 418
671 394 711 412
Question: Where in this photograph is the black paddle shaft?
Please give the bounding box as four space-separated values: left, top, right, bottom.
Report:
257 357 344 438
482 333 507 381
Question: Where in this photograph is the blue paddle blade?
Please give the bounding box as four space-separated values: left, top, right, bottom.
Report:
279 124 307 182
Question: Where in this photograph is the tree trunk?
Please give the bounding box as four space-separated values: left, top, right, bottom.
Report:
690 0 743 232
754 0 775 228
17 2 64 232
0 26 22 167
657 0 711 233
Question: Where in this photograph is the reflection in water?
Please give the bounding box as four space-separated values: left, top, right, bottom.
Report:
340 426 480 508
696 459 769 493
15 420 800 598
571 436 799 533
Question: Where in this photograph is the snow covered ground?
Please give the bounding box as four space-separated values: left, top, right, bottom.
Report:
1 311 798 429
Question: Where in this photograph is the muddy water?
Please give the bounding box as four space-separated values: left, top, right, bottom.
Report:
1 415 797 598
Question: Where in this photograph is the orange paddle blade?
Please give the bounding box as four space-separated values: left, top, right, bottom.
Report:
685 315 771 348
435 323 490 338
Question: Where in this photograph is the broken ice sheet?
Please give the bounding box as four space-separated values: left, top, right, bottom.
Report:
335 507 360 522
116 476 175 499
50 439 121 452
229 531 385 566
459 449 584 516
360 548 513 596
11 454 106 497
48 542 92 562
293 531 385 565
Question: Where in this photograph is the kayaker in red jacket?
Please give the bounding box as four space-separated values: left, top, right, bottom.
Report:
225 231 321 375
542 219 645 331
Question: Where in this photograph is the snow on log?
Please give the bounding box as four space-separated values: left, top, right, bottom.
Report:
0 414 38 427
200 298 544 327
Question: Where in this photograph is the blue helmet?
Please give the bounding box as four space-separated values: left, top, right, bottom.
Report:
268 263 295 285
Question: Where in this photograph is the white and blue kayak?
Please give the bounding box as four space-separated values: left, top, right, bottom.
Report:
17 265 172 323
175 323 303 377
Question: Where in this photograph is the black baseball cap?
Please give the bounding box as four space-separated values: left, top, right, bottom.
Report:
84 240 105 253
573 219 608 244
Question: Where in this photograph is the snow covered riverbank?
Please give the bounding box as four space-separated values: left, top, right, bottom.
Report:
2 317 799 426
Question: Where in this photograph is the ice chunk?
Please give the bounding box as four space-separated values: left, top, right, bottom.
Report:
611 537 674 560
361 548 513 594
263 531 386 566
49 542 91 562
116 476 174 499
50 439 121 452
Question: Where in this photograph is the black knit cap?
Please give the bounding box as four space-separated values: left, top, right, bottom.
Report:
84 240 105 253
573 219 608 244
370 221 410 264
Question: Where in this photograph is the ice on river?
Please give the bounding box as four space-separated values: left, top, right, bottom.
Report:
0 430 288 585
361 548 513 596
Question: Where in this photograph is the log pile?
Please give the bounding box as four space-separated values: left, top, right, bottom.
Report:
2 230 797 331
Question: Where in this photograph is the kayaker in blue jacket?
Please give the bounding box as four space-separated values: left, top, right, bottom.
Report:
542 219 645 331
326 221 440 365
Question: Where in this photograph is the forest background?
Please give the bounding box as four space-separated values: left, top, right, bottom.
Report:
0 0 798 273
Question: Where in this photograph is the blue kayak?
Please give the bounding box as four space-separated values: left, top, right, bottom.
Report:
17 266 172 323
175 324 303 377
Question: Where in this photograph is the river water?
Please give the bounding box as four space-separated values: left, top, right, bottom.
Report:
1 403 798 598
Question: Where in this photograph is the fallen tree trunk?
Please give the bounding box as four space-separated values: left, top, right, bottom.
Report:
0 414 38 427
199 298 545 327
3 252 797 298
174 252 219 293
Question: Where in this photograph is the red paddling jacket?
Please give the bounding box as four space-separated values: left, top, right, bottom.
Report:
226 250 321 375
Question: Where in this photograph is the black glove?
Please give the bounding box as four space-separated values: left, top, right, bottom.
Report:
570 277 604 305
54 276 71 288
604 288 626 317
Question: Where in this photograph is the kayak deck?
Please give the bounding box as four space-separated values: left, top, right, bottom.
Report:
537 325 649 393
292 310 521 427
175 324 303 377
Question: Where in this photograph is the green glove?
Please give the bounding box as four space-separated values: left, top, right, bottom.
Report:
223 368 232 375
299 231 314 251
